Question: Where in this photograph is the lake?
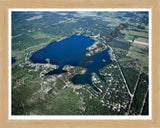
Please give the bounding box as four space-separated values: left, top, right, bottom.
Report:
12 57 16 64
30 34 112 90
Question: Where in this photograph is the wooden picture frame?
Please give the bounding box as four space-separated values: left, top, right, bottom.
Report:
0 0 160 127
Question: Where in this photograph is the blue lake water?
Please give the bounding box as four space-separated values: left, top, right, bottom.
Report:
30 34 112 90
12 57 16 64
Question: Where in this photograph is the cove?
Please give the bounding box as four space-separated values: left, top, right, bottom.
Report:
30 34 112 90
71 48 112 87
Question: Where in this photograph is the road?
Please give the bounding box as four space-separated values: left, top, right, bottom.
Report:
127 66 143 114
111 47 133 98
139 89 149 114
133 40 149 46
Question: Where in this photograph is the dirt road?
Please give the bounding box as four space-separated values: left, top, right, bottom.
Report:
133 40 149 46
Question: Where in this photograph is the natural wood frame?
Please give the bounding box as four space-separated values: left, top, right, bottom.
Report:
0 0 160 127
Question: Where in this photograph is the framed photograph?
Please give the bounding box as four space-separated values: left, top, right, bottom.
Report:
0 0 160 128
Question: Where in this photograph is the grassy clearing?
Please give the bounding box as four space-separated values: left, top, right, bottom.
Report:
127 26 148 33
128 51 148 68
32 31 53 39
124 34 135 41
127 44 148 68
136 37 148 43
122 30 148 38
118 57 133 62
128 30 148 38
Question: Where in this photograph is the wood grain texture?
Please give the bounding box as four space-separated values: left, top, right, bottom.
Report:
0 0 160 128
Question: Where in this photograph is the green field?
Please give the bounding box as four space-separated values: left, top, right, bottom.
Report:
31 31 53 39
122 30 148 38
124 34 135 41
127 44 148 68
136 37 149 43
